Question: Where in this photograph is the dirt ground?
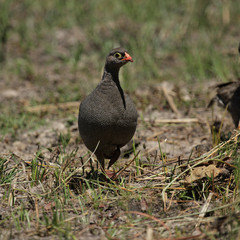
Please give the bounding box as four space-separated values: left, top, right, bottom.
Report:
1 75 239 239
0 77 235 160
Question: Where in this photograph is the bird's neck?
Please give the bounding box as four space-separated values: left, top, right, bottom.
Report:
102 66 126 109
102 65 120 84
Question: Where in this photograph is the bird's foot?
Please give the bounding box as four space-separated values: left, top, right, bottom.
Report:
104 169 117 179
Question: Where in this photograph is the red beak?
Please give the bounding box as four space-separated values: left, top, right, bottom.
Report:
122 52 133 62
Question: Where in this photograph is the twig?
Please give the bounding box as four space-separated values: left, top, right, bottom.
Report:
34 198 39 229
146 130 166 141
162 85 181 118
25 101 79 113
143 118 200 124
195 192 214 229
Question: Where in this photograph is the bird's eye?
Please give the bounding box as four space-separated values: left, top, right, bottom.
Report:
114 52 122 58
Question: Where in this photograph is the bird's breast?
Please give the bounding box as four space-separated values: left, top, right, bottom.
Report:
79 85 137 129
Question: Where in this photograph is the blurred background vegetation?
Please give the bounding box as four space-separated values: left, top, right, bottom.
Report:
0 0 240 134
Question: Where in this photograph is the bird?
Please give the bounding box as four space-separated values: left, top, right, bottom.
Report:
78 47 138 172
208 43 240 129
208 81 240 129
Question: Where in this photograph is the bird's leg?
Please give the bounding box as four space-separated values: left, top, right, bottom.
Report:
108 146 121 169
98 157 105 172
97 154 116 179
95 152 104 170
90 157 94 173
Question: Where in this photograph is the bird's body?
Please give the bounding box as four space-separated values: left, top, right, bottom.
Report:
78 47 138 169
208 81 240 128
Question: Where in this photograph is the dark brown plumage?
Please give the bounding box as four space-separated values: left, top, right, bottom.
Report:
78 47 138 170
208 81 240 128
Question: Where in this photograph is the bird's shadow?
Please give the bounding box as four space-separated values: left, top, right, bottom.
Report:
68 169 115 194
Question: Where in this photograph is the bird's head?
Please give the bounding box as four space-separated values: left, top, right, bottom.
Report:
105 47 133 70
